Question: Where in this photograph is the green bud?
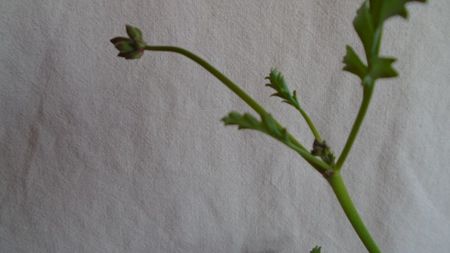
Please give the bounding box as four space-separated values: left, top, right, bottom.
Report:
110 37 129 44
311 139 326 156
126 25 143 42
110 25 147 60
118 49 144 60
136 40 147 49
114 40 134 53
311 139 335 165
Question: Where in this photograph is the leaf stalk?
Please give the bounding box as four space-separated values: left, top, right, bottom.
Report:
336 84 374 170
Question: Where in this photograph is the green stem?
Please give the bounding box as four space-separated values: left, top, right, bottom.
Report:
328 172 381 253
336 85 374 170
145 46 266 116
297 106 322 142
284 135 331 173
144 45 332 172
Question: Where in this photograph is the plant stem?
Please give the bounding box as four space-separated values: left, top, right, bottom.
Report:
328 172 381 253
336 85 374 170
144 45 332 172
297 106 322 142
145 46 266 116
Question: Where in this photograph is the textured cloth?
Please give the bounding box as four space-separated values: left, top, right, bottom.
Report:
1 0 450 252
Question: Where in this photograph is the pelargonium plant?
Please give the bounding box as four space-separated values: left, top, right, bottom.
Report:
110 0 427 252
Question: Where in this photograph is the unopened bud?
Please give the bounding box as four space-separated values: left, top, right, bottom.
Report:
126 25 143 42
110 25 147 60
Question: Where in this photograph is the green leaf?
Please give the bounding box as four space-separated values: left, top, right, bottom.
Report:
310 246 321 253
349 1 420 82
265 69 300 109
343 45 368 80
370 56 398 79
222 112 289 142
353 1 375 60
261 113 284 139
222 112 264 132
370 0 427 26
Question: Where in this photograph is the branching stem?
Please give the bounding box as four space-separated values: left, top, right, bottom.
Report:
113 1 427 250
144 45 332 172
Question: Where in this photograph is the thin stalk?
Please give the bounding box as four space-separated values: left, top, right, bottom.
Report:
144 45 332 172
335 85 374 170
328 172 381 253
145 46 266 116
297 106 322 142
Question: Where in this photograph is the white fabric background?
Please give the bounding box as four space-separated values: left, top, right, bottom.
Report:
1 0 449 252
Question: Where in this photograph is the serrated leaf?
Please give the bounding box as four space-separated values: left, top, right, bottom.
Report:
353 1 375 60
370 57 398 79
370 0 427 26
369 0 383 24
349 0 425 82
265 69 300 109
310 246 321 253
343 45 368 80
221 112 264 131
222 112 289 142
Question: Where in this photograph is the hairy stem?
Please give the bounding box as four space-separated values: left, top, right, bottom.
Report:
328 172 381 253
